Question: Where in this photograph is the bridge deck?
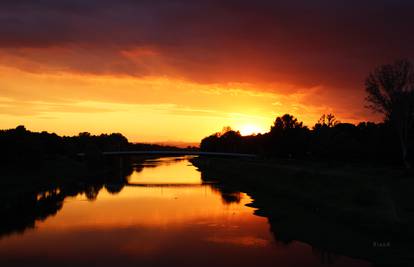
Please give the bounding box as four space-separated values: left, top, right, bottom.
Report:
77 150 257 158
125 182 213 188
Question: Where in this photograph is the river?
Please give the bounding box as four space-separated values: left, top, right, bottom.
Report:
0 156 371 266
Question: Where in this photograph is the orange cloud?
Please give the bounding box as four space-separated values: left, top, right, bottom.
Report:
0 1 407 141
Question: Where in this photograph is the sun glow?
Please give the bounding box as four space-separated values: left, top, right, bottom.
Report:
0 65 329 142
238 124 265 136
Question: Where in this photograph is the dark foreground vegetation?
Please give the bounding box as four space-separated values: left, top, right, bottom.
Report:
192 156 414 266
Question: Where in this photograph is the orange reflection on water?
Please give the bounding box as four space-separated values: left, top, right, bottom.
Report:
37 185 254 229
33 157 254 229
128 157 202 185
0 157 371 267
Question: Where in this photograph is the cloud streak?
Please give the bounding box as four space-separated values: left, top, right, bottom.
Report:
0 0 413 88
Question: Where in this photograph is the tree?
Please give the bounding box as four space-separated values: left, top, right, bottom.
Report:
200 126 242 153
270 114 304 132
315 114 340 129
365 59 414 168
269 114 309 158
220 126 233 136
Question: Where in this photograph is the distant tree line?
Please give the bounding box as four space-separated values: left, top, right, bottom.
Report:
200 114 405 164
0 126 183 168
201 59 414 168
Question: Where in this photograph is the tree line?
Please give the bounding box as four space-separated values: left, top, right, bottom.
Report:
201 60 414 168
0 126 183 168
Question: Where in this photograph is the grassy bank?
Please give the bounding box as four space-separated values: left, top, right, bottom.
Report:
191 157 414 265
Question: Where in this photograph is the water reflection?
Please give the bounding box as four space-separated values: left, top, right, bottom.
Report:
0 156 370 267
0 162 133 239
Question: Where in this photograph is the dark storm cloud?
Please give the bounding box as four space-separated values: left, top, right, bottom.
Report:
0 0 414 89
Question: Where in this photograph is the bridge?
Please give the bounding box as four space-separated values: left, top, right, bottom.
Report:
77 150 257 158
124 182 216 188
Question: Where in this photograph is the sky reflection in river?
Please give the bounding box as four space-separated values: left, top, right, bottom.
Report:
0 157 370 267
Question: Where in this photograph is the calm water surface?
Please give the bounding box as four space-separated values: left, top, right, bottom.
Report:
0 157 371 267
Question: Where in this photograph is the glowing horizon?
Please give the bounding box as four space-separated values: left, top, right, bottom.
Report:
1 1 409 143
1 65 368 143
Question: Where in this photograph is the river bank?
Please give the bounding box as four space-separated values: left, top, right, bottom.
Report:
191 157 414 266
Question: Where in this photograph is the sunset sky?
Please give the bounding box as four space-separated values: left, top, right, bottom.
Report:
1 1 413 143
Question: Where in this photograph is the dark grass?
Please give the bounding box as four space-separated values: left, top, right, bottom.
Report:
191 156 414 265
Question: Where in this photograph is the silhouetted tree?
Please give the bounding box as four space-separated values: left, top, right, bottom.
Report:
365 59 414 168
268 114 310 158
200 127 243 153
314 114 340 129
200 133 220 152
220 126 233 135
312 115 338 159
271 114 304 131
